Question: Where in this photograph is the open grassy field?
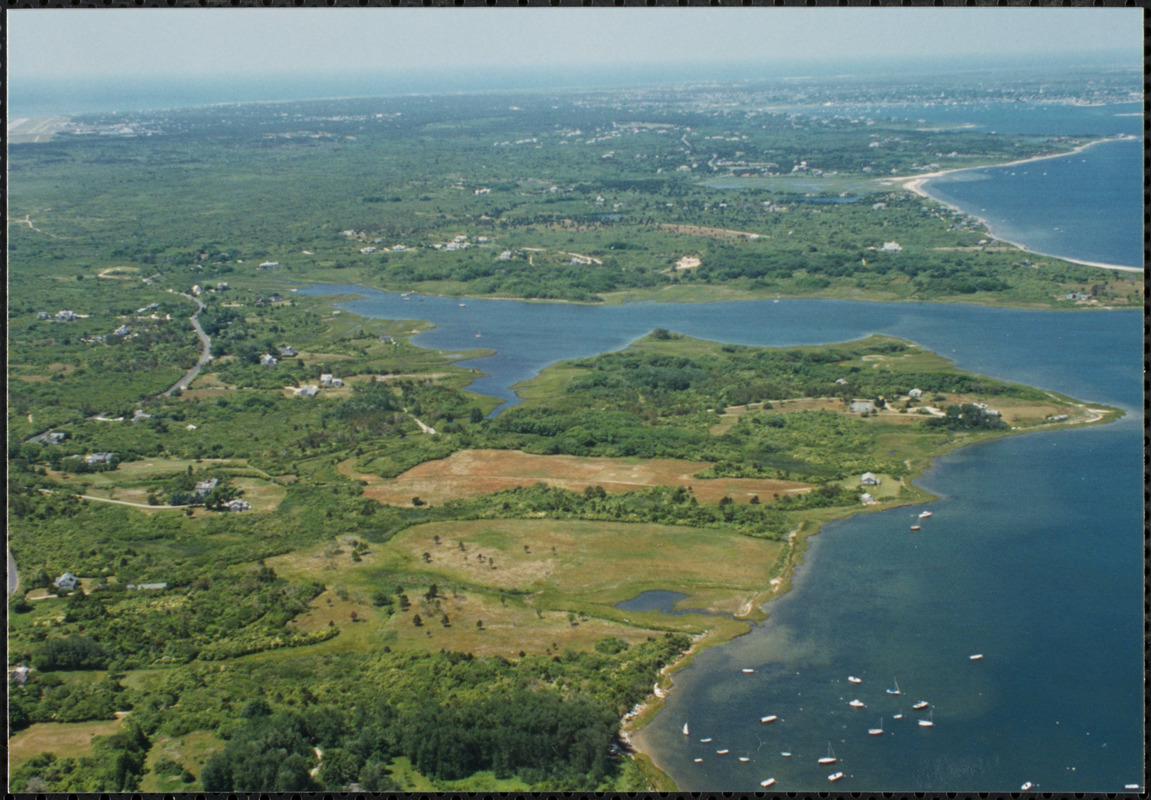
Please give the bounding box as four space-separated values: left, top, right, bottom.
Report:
357 449 811 507
264 516 782 658
139 730 224 793
8 717 126 768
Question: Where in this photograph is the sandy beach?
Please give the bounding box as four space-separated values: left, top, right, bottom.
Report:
886 135 1142 273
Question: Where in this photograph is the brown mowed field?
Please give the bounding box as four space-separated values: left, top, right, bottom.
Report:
360 449 811 506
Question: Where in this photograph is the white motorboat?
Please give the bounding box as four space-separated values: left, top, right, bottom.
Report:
683 723 689 736
969 654 984 660
760 778 776 787
742 668 756 674
716 749 730 755
738 756 750 762
760 715 778 723
847 675 862 684
849 699 866 708
828 772 844 782
919 511 932 518
912 700 929 710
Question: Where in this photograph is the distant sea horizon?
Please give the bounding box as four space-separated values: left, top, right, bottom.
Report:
7 52 1137 119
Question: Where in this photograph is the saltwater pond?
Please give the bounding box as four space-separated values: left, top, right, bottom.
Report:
301 283 1144 793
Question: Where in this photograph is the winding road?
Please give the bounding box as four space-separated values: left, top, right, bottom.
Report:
163 292 212 396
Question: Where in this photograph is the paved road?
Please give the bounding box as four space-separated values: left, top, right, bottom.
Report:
7 547 18 595
163 293 211 396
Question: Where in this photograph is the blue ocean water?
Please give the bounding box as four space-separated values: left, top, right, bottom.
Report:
301 285 1143 792
791 101 1143 269
923 137 1143 268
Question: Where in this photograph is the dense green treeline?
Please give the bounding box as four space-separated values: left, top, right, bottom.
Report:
9 634 691 792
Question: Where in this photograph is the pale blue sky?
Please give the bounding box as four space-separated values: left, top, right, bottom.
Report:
7 7 1141 80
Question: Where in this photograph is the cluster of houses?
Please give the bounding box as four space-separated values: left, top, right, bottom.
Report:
190 282 230 297
194 477 250 511
260 345 297 367
1065 292 1092 302
36 310 84 321
82 452 116 466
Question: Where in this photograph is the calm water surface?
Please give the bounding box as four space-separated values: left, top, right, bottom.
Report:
300 285 1143 792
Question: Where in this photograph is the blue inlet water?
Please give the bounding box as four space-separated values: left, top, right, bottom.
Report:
302 284 1143 793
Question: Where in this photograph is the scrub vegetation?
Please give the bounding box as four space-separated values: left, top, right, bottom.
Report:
7 71 1132 792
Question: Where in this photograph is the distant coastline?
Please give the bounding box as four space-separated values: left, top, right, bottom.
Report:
888 135 1143 273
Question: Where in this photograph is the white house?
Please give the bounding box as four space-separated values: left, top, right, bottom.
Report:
258 261 280 269
835 378 849 386
224 498 252 512
195 478 219 495
851 400 876 414
84 452 116 465
861 472 881 486
260 354 278 367
299 385 319 398
908 388 923 398
881 241 903 253
860 493 876 505
55 572 79 591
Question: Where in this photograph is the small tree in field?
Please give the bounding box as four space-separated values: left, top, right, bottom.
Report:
412 614 422 627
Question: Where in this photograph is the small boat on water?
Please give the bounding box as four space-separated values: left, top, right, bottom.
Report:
886 678 901 695
716 749 730 755
780 750 792 757
893 712 904 720
760 778 776 787
760 715 778 723
918 709 935 728
847 675 862 684
693 758 703 763
817 743 837 765
849 699 866 708
742 668 756 674
1021 782 1033 791
912 700 929 710
738 756 750 762
828 772 844 782
910 524 922 531
868 718 884 735
700 737 712 743
919 511 932 518
969 653 984 660
683 723 690 736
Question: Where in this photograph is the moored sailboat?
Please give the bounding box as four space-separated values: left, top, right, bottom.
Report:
817 743 837 764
